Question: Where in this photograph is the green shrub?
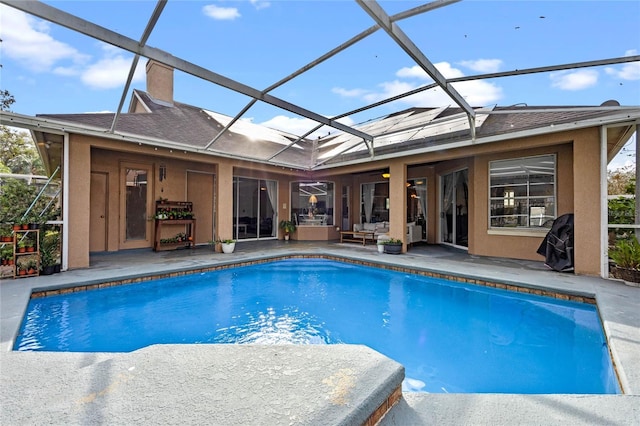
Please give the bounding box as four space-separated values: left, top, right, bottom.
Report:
610 237 640 269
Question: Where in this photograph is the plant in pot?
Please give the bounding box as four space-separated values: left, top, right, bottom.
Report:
382 238 403 254
609 237 640 285
39 232 57 275
218 238 236 254
1 247 13 265
0 224 12 242
279 220 297 241
26 260 38 275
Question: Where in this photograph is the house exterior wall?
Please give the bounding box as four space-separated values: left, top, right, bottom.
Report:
572 129 601 275
67 135 91 269
64 126 604 275
472 143 574 262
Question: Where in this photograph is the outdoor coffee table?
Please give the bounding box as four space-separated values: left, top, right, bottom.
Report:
340 231 376 246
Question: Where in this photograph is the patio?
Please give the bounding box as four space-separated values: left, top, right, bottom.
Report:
1 241 638 425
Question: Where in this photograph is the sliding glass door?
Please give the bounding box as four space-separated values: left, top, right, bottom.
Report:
440 169 468 247
233 177 277 240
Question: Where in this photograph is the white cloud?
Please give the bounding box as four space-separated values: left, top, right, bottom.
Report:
396 63 464 80
202 4 241 20
81 55 146 90
336 62 503 108
604 50 640 81
259 115 354 139
550 70 598 90
331 87 370 98
458 59 503 73
362 80 417 103
0 7 144 91
250 0 271 10
0 6 89 71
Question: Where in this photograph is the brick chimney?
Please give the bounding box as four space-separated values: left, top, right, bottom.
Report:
145 60 173 104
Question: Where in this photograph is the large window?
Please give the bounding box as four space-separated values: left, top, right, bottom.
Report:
489 154 556 229
291 181 334 226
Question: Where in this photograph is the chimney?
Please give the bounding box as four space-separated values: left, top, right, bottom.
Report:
145 60 174 104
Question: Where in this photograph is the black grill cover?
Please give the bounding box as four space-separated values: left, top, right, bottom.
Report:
536 213 574 272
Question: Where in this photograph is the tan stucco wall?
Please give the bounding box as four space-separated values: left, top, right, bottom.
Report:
64 125 605 275
67 136 91 269
470 143 574 262
571 129 602 275
90 145 218 251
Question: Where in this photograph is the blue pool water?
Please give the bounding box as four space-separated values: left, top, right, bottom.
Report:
15 259 619 394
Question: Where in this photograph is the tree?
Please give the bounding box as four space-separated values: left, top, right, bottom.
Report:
608 165 635 195
0 90 44 175
0 90 56 228
1 90 15 112
0 126 43 175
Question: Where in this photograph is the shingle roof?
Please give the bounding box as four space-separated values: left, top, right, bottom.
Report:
37 91 640 170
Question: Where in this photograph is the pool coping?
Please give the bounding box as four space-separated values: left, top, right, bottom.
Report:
1 245 639 425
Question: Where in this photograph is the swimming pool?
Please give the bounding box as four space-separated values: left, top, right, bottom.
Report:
15 258 619 394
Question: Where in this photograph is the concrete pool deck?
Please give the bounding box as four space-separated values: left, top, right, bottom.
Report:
1 241 639 425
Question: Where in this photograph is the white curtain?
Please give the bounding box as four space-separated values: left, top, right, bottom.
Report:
265 180 277 237
416 179 427 225
362 183 375 223
442 173 455 243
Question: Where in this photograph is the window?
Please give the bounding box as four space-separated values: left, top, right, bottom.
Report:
360 181 389 224
291 181 334 226
489 154 556 229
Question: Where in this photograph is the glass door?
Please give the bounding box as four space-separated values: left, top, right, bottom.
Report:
440 169 468 247
233 177 277 240
342 185 350 232
120 163 153 249
407 178 427 241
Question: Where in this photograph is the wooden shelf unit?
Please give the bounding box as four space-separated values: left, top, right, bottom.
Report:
153 201 196 251
13 228 40 278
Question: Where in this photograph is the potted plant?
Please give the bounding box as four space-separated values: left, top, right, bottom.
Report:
609 237 640 286
0 225 12 242
26 260 38 275
279 220 297 241
219 238 236 254
39 231 58 275
382 238 403 254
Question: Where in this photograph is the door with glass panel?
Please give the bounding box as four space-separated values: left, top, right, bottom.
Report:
119 163 153 249
407 178 427 241
233 177 277 240
440 169 468 247
342 185 350 232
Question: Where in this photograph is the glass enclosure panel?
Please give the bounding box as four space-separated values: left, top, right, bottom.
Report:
292 181 334 226
125 168 148 240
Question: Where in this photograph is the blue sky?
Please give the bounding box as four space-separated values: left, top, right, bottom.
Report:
1 0 639 167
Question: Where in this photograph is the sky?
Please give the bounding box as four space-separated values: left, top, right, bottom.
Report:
1 0 639 168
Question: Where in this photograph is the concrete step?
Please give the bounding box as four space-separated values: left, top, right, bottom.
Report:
1 344 404 425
